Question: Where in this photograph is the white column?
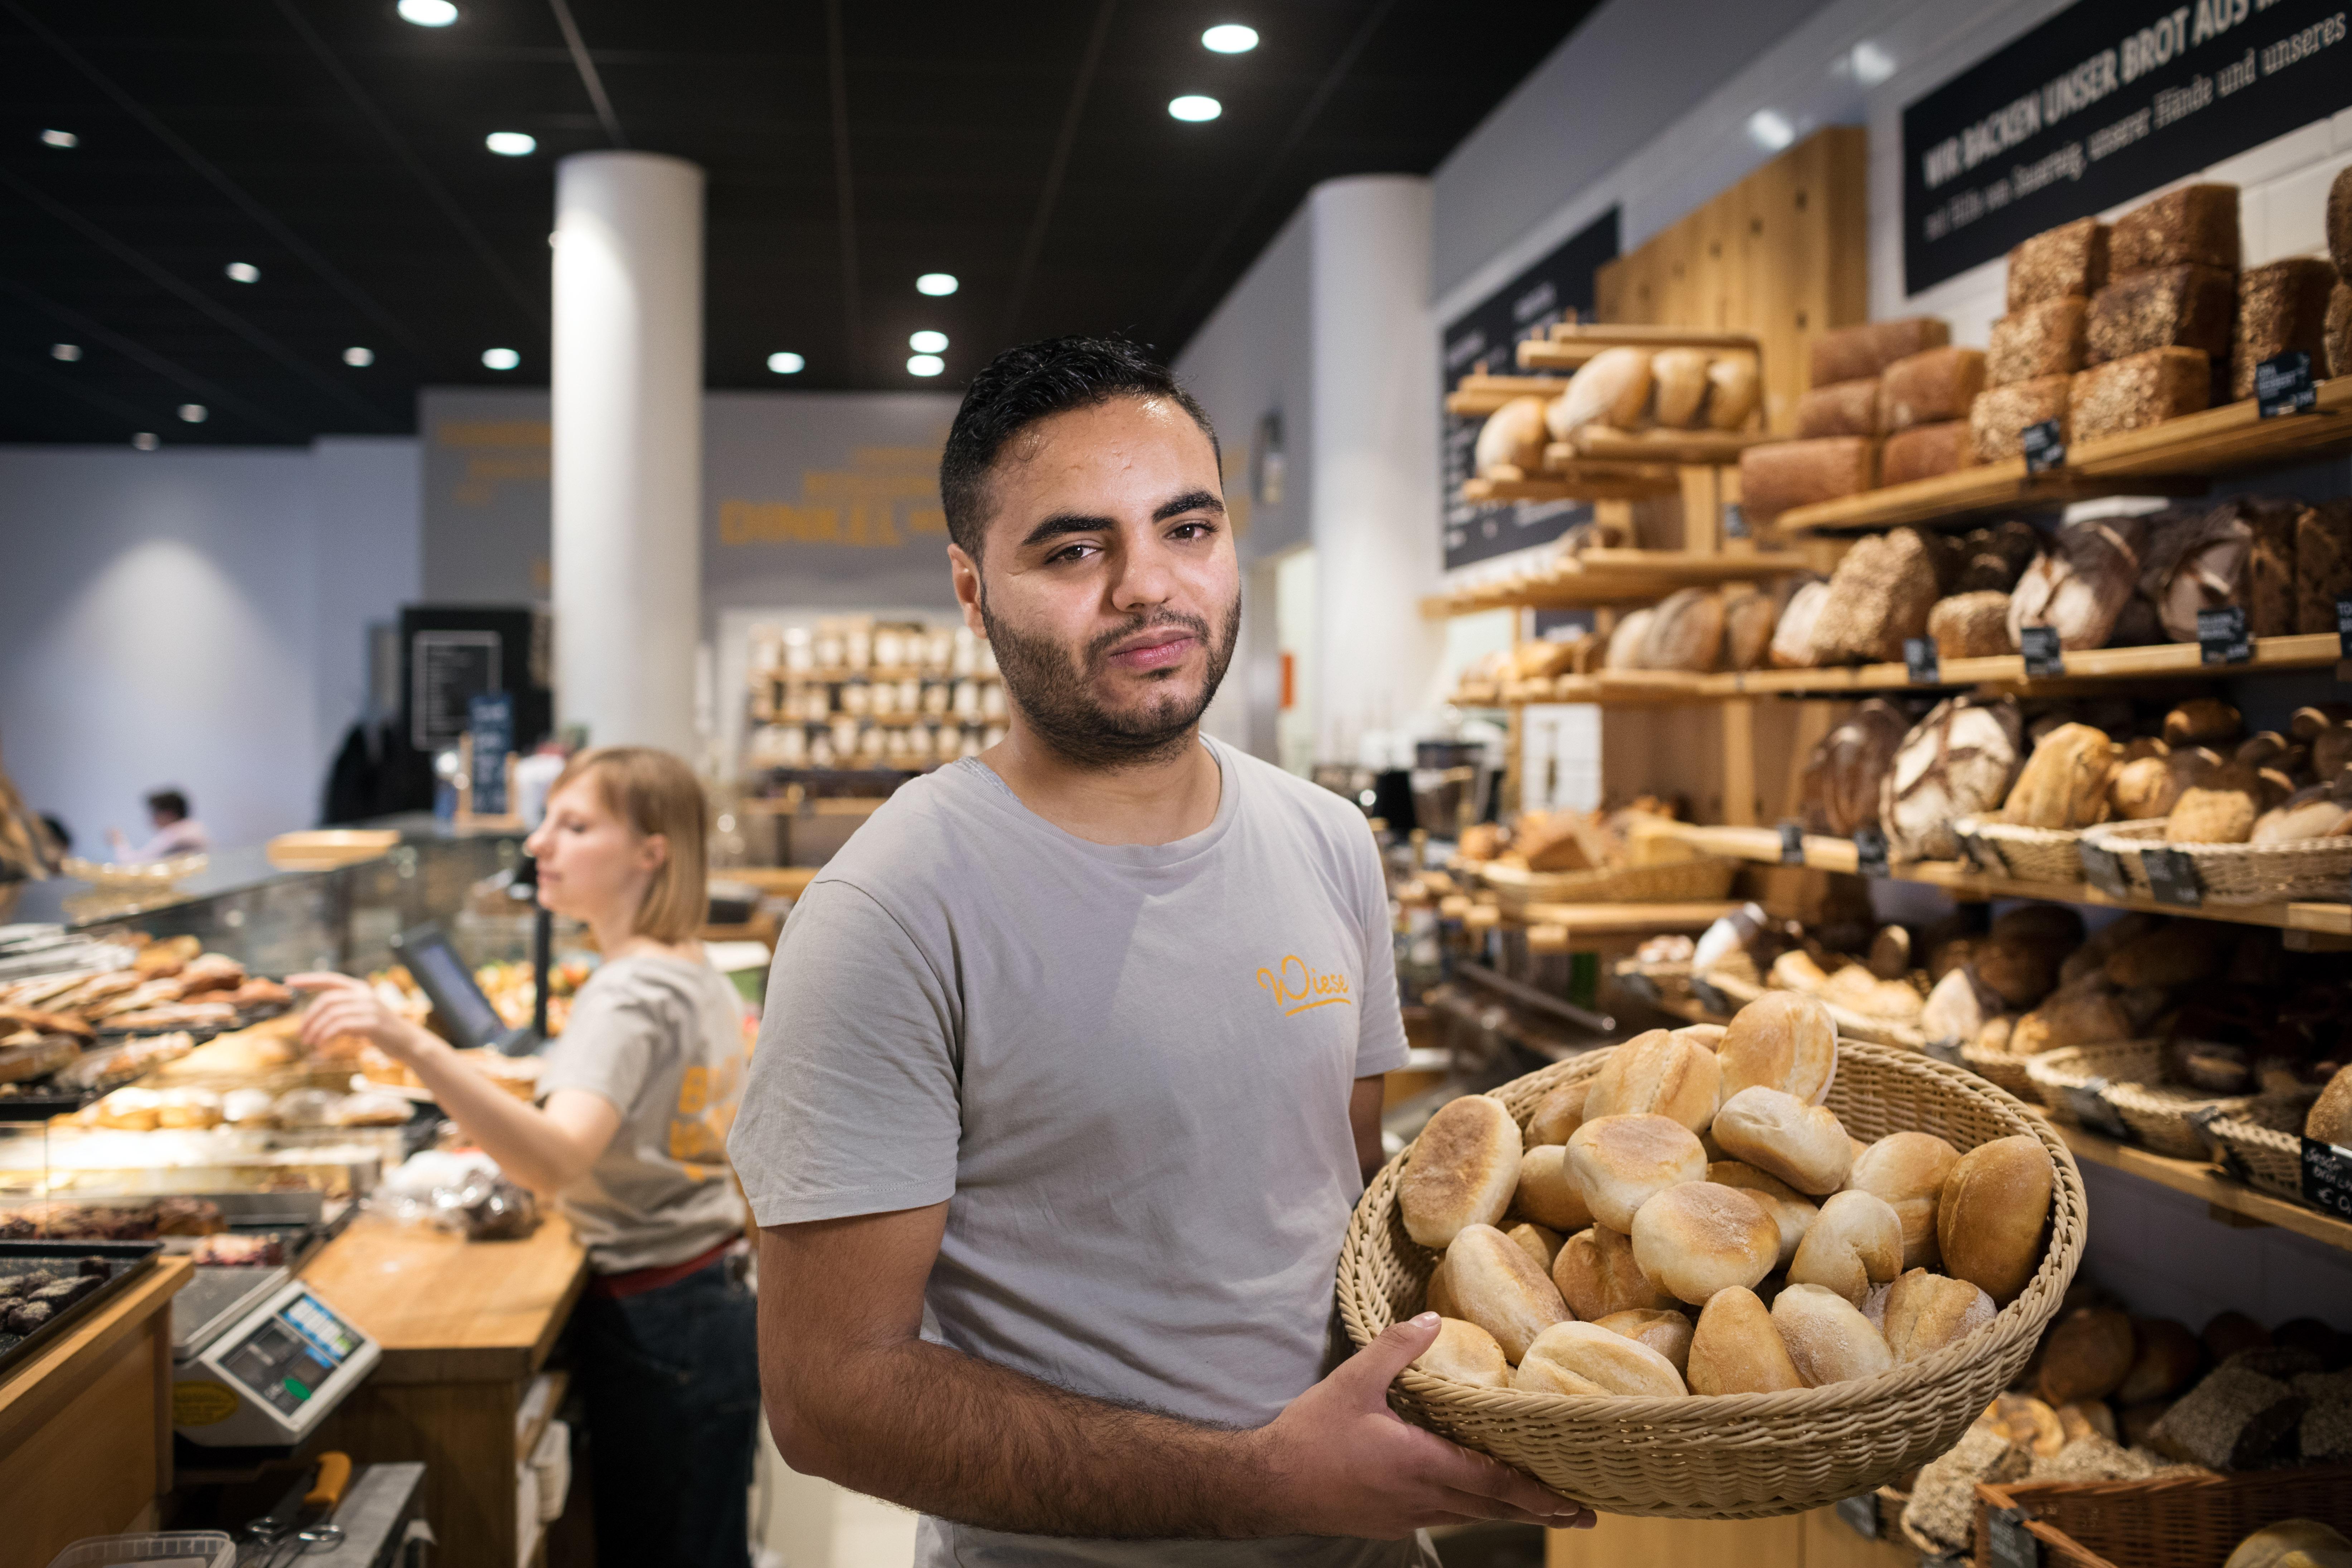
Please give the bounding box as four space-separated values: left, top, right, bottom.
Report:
1306 175 1444 768
551 151 704 756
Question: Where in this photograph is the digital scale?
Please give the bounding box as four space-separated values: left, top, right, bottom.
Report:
174 1276 381 1448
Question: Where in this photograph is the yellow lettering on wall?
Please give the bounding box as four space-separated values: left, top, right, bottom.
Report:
906 507 947 535
436 420 550 449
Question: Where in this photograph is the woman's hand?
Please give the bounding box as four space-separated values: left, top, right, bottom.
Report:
288 972 434 1063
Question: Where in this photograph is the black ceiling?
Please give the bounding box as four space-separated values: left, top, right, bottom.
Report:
0 0 1596 446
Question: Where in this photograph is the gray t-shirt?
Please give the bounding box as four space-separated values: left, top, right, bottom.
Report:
539 951 750 1274
731 740 1427 1567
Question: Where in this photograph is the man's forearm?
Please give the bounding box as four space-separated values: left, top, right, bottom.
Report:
769 1331 1284 1540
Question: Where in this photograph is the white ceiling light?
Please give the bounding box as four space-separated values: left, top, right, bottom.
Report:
906 354 944 377
40 129 77 149
344 346 375 367
908 330 948 354
50 343 81 361
178 403 208 424
1746 109 1796 151
132 432 159 451
1849 41 1897 86
397 0 459 25
485 131 537 157
225 261 260 283
1168 95 1222 122
767 352 805 374
916 272 958 296
482 347 521 371
1202 24 1258 53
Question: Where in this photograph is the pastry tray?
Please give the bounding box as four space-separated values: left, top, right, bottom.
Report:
0 1239 161 1383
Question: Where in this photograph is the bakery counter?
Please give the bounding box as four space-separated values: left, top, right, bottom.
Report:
0 1255 192 1567
297 1213 588 1568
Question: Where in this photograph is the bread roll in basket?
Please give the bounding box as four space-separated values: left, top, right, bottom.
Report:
1336 1037 2085 1518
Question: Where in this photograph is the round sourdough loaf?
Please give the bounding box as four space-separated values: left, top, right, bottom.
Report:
1400 1094 1520 1248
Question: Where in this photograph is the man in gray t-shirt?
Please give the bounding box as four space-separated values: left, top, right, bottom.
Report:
730 337 1591 1564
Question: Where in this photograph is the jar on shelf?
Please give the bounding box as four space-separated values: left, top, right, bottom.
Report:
814 627 845 670
871 681 897 717
783 626 814 673
952 680 982 720
896 677 921 712
875 627 906 671
809 733 837 768
980 683 1008 722
840 681 872 717
845 626 873 670
831 717 860 755
921 681 951 716
924 628 955 672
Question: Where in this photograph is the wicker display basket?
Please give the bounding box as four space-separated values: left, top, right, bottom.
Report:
1972 1464 2352 1568
1954 813 2086 884
1479 856 1739 915
1961 1037 2039 1098
2101 1077 2260 1161
2022 1041 2164 1126
2021 1041 2256 1157
2083 819 2352 904
1336 1038 2087 1519
2205 1090 2323 1201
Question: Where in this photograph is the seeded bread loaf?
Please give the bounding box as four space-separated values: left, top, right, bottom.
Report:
2087 265 2237 364
2329 281 2352 379
2009 218 2110 310
1883 347 1987 431
1795 377 1885 438
2110 184 2239 275
1881 421 1974 485
1738 437 1878 518
1971 377 2070 463
1770 580 1833 668
1929 591 2015 659
1811 318 1951 387
1990 296 2090 384
2071 348 2211 444
2294 500 2352 635
2231 257 2337 400
2245 496 2301 638
1810 527 1941 664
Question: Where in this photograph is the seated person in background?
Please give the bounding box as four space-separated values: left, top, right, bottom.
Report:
109 788 210 862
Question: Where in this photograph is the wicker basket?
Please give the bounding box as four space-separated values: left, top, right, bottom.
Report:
2101 1078 2260 1161
2084 819 2352 904
2021 1041 2256 1157
1961 1038 2039 1098
2023 1042 2164 1126
1700 969 1928 1051
1479 856 1739 914
2206 1090 2323 1201
1336 1039 2087 1519
1955 813 2086 884
1972 1465 2352 1568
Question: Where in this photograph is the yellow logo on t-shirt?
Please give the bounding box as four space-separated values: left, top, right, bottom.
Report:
1255 954 1352 1017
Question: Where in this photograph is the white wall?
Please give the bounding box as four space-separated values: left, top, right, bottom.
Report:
0 440 421 853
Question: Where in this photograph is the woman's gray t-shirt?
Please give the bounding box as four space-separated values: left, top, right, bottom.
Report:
538 951 749 1273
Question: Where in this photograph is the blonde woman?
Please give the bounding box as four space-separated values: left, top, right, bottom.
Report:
295 746 755 1567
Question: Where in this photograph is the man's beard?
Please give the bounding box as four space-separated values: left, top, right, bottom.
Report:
978 589 1242 770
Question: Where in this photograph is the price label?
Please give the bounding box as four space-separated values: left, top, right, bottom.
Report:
2022 420 2066 475
1723 502 1750 540
2141 846 2203 907
1988 1507 2042 1568
2255 350 2316 418
2077 839 2130 899
2197 605 2251 666
1923 1036 1966 1067
2065 1078 2135 1140
2020 625 2065 678
1959 828 2008 876
1836 1494 1881 1540
2302 1138 2352 1220
2184 1103 2235 1166
2337 595 2352 661
1690 977 1734 1018
1905 637 1941 684
1854 824 1890 878
1778 822 1806 865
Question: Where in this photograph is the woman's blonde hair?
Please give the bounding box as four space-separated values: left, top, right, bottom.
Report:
547 746 708 945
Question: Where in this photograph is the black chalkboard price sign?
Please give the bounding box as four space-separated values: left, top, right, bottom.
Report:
1778 822 1807 865
2141 846 2203 907
2256 352 2316 418
2020 625 2065 678
2022 420 2066 475
1986 1507 2040 1568
1854 824 1891 878
1836 1494 1880 1540
2303 1138 2352 1222
2077 839 2130 899
1905 637 1941 684
2337 595 2352 660
2197 605 2251 666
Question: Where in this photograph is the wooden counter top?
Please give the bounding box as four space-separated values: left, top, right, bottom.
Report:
300 1213 587 1385
0 1255 190 1458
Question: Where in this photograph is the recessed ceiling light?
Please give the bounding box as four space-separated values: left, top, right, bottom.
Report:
767 352 805 374
1202 24 1258 52
1849 40 1897 86
1746 109 1796 150
485 131 536 157
40 129 77 149
132 432 159 451
482 347 520 371
397 0 459 25
344 346 376 367
906 354 944 377
50 343 81 361
1168 95 1222 123
225 261 260 283
916 272 958 297
178 403 208 424
909 330 948 354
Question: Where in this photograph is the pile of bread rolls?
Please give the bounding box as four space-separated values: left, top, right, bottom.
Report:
1397 993 2056 1401
1472 346 1762 480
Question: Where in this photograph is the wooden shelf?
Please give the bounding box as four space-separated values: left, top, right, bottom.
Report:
1510 899 1745 933
1453 673 1716 708
1769 376 2352 535
1639 820 2352 937
1571 427 1772 466
1445 373 1568 417
1516 326 1762 373
1432 548 1802 614
1463 471 1680 503
1710 630 2346 697
2055 1122 2352 1255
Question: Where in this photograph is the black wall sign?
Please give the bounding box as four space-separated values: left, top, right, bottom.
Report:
1441 209 1621 571
1901 0 2352 295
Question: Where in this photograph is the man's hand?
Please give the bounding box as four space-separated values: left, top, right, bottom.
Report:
1254 1312 1597 1538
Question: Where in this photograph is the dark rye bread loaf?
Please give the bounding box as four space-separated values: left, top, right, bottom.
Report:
2110 184 2239 275
1989 297 2089 385
2009 219 2110 310
2232 257 2336 400
1738 437 1878 517
2086 266 2236 365
2071 349 2210 444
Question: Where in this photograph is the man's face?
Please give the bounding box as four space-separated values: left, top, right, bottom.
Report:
950 396 1241 767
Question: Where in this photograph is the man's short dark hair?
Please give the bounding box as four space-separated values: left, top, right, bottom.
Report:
939 335 1218 560
146 789 188 821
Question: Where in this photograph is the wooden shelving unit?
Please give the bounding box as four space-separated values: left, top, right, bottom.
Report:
1431 548 1802 614
1444 373 1568 418
1768 375 2352 535
2054 1123 2352 1256
1515 324 1762 373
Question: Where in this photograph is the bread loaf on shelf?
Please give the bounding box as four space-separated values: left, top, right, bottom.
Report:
1989 296 2090 385
1881 421 1975 485
2008 512 2152 651
1640 588 1728 673
1651 349 1712 429
2086 265 2236 364
1706 356 1762 431
1795 378 1886 438
1928 591 2014 659
2008 218 2110 310
2330 166 2352 277
2231 257 2336 400
2245 496 2300 638
1721 590 1777 672
2329 281 2352 380
1737 437 1878 518
1956 520 2040 593
1971 376 2070 463
1768 580 1832 668
1882 347 1986 431
2110 184 2239 274
2004 722 2120 829
1547 346 1653 440
2295 500 2352 636
2071 347 2212 444
1474 396 1551 477
1604 608 1655 671
2141 502 2252 643
1811 318 1951 387
1799 697 1908 836
1809 527 1941 664
1881 695 2024 862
